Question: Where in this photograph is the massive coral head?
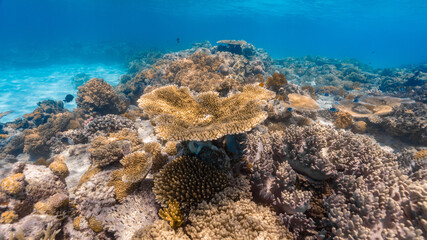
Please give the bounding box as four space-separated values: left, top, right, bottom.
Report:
138 84 275 141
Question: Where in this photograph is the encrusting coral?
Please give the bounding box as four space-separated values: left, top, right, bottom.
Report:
0 210 18 224
76 78 126 116
88 135 131 167
0 173 25 195
153 156 228 209
138 84 275 141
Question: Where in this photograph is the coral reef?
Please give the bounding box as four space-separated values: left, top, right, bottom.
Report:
334 111 353 129
120 151 152 183
266 72 287 91
158 200 184 229
76 78 126 116
153 156 228 209
138 84 274 141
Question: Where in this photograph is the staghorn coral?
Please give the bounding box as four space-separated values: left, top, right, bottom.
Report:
120 151 152 183
185 198 293 240
76 78 126 116
153 156 228 209
334 111 353 129
158 200 184 229
138 84 274 141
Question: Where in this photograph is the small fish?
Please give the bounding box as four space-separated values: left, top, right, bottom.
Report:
63 94 74 103
329 107 339 112
334 101 340 105
286 107 293 112
324 93 330 97
399 87 405 92
217 70 220 73
176 37 180 44
353 98 360 103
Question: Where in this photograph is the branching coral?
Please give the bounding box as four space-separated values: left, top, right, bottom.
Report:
138 84 274 141
158 200 184 229
120 151 152 183
76 78 126 116
266 72 287 91
153 156 228 209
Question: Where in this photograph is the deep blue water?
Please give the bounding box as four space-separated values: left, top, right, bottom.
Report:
1 0 426 68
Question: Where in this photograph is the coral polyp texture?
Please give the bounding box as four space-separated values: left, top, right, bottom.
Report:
76 78 126 116
153 156 228 209
138 84 275 141
120 151 152 183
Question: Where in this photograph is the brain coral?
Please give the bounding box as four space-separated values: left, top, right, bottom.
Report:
153 156 228 209
138 84 275 141
76 78 126 116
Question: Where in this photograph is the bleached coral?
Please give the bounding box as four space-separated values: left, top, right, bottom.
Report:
104 192 159 240
138 84 274 141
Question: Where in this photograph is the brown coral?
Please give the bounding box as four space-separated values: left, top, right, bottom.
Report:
34 193 69 215
153 156 228 209
0 173 25 195
138 84 274 141
334 111 353 129
89 216 103 233
88 135 131 167
159 200 184 229
76 78 126 116
107 169 136 202
352 120 367 133
266 73 287 91
120 151 152 183
49 158 69 179
0 210 19 224
164 141 178 156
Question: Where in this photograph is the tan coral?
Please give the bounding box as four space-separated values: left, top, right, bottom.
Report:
352 120 367 133
266 73 287 91
0 210 19 224
107 169 136 202
78 166 101 187
0 173 25 195
286 93 319 111
49 158 69 179
132 220 190 240
138 84 275 141
89 216 103 233
164 141 178 156
414 150 427 160
120 151 152 183
76 78 126 115
334 111 353 129
34 193 69 215
144 142 169 173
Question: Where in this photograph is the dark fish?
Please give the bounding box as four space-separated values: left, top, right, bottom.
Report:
176 37 180 44
64 94 74 103
286 107 293 112
324 93 330 97
399 87 405 92
217 70 220 73
353 98 360 103
329 107 339 112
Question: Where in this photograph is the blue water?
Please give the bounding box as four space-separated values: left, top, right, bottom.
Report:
1 0 426 67
0 0 426 122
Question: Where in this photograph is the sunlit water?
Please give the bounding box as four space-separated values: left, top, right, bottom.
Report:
0 64 125 123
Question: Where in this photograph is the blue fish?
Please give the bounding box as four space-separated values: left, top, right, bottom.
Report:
353 98 360 103
217 70 220 73
324 93 330 97
334 101 340 105
286 107 293 112
329 107 339 112
399 87 405 92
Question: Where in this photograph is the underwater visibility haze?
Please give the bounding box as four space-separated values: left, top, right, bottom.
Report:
0 0 426 239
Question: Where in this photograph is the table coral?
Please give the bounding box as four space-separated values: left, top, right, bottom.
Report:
138 84 275 141
286 93 319 111
153 156 228 209
76 78 126 116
